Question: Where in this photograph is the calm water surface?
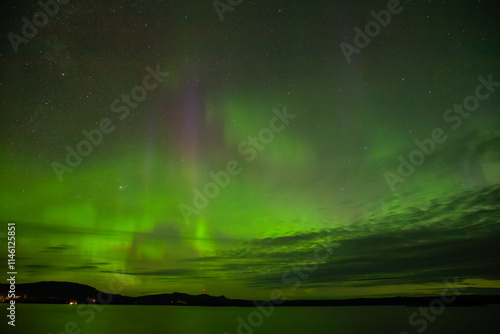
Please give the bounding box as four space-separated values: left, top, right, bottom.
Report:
3 304 498 334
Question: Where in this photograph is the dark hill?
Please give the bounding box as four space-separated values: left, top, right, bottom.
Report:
1 282 500 307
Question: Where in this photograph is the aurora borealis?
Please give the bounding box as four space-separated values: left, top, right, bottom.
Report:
1 0 500 301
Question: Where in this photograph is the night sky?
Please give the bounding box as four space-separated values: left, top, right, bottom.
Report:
1 0 499 300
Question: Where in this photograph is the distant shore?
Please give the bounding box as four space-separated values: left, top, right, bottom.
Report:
1 281 499 307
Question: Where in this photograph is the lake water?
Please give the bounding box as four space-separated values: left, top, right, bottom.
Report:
2 304 498 334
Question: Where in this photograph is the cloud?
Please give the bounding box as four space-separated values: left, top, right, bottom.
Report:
213 184 500 289
65 265 99 270
40 244 74 253
24 264 53 269
246 231 324 247
182 256 228 262
101 268 196 277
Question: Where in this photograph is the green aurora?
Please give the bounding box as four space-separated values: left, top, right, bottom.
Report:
1 0 499 300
